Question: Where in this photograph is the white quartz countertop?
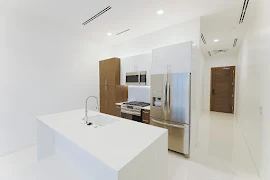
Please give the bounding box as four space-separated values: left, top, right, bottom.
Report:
115 102 126 106
142 106 150 110
37 109 166 171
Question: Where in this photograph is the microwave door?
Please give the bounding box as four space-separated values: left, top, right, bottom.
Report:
126 72 140 85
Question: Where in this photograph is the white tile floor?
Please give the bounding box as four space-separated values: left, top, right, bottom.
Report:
0 112 261 180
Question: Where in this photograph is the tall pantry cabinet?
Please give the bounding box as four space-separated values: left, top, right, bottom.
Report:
99 58 120 116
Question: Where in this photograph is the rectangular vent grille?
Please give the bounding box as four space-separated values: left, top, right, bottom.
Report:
239 0 250 24
117 29 130 35
201 33 206 44
233 38 238 47
82 6 112 25
208 51 212 56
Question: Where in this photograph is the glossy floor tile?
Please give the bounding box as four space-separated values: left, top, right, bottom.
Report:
0 112 261 180
190 111 260 180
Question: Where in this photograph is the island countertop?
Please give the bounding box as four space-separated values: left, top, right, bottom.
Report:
37 109 167 171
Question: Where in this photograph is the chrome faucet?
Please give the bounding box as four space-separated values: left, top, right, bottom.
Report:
84 96 99 123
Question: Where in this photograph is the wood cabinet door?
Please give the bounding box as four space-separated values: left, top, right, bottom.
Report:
106 58 120 85
142 110 150 124
106 85 116 115
99 60 107 86
100 86 107 113
115 105 121 117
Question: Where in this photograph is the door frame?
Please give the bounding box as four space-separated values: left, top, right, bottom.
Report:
210 66 236 114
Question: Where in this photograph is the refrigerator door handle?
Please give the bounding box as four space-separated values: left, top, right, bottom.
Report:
163 76 167 113
167 80 171 113
151 119 185 129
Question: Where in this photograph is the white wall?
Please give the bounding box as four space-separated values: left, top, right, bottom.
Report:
0 11 112 156
111 18 201 58
236 0 270 179
190 45 205 152
203 55 238 111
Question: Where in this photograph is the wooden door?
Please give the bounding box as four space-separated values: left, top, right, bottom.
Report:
210 66 235 113
100 86 107 113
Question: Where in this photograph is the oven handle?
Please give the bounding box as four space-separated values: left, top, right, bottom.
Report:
121 109 141 116
151 119 185 128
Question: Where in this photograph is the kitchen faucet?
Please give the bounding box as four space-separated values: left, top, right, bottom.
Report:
83 96 99 123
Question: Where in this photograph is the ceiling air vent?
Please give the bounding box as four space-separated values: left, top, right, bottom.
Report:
213 49 229 54
82 6 112 25
233 38 238 47
208 51 212 56
239 0 250 24
117 29 130 35
201 33 207 44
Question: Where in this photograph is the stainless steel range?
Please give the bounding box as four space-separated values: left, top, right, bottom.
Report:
121 101 150 122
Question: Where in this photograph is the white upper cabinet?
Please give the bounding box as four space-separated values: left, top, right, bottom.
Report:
120 53 152 86
151 41 192 75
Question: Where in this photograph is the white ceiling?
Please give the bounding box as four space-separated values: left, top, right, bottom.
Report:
200 0 253 58
5 0 243 45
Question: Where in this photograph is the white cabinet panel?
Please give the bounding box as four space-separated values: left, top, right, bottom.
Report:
120 53 152 86
151 41 192 75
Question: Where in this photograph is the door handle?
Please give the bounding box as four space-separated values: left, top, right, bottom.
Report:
212 89 215 95
163 76 167 113
167 81 171 113
151 119 185 128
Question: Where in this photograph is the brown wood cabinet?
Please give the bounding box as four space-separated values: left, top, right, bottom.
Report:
142 110 150 124
115 105 121 117
100 58 127 116
99 58 120 86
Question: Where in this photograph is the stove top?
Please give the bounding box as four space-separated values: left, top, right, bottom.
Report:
123 101 150 107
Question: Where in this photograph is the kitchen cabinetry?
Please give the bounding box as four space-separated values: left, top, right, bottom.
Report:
120 53 152 86
99 58 120 116
99 58 120 86
115 105 121 117
100 58 128 116
142 109 150 124
151 41 192 75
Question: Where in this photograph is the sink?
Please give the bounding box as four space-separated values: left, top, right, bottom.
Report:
87 115 118 127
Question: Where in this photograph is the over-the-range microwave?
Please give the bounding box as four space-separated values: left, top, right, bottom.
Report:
126 71 146 85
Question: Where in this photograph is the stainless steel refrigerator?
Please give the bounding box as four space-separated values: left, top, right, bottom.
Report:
150 72 191 157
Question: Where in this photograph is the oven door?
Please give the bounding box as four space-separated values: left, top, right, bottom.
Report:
121 112 142 122
150 118 190 155
126 72 140 85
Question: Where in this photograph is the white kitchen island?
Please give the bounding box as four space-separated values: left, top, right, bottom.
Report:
37 109 168 180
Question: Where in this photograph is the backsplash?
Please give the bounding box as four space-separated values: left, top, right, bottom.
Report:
128 86 150 103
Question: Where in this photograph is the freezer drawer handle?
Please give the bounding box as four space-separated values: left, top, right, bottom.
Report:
151 119 185 128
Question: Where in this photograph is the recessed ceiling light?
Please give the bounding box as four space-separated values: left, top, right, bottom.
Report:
214 39 219 42
157 10 164 15
107 33 112 36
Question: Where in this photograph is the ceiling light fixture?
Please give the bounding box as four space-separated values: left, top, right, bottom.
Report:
107 33 112 36
157 10 164 15
214 39 219 42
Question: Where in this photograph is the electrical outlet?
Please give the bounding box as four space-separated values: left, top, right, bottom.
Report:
259 106 263 115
